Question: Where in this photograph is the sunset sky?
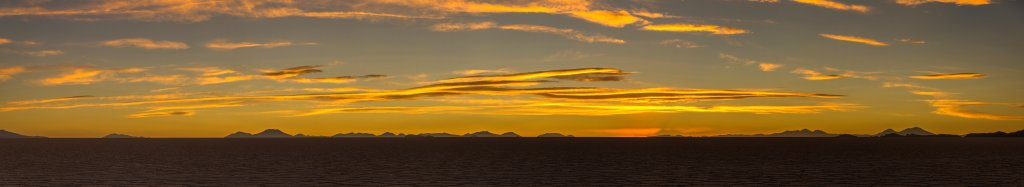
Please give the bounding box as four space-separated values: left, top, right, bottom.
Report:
1 0 1022 137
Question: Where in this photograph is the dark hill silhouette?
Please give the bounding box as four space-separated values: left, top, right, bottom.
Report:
649 135 686 138
966 129 1024 137
876 129 898 136
333 132 376 138
0 130 45 138
378 132 405 138
293 134 328 138
717 129 839 137
877 127 934 136
537 133 574 138
254 129 292 137
835 134 859 138
500 132 521 137
102 133 143 138
462 131 519 137
225 129 294 138
412 133 459 137
225 131 254 138
882 133 960 138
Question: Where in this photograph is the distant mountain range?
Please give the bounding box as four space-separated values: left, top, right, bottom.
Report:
717 129 840 137
4 128 1023 138
0 130 46 138
716 127 941 138
538 133 573 138
965 130 1024 137
225 130 551 138
102 133 144 138
876 127 935 136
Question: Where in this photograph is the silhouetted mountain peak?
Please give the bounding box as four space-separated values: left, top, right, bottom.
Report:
102 133 143 138
254 129 292 137
463 131 498 137
225 131 253 138
876 129 898 136
769 129 837 137
500 132 521 137
461 131 520 137
333 132 376 138
899 127 934 136
538 133 573 138
966 129 1024 137
379 132 400 137
0 130 45 138
416 133 459 137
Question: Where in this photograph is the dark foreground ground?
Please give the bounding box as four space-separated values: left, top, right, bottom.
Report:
1 138 1023 186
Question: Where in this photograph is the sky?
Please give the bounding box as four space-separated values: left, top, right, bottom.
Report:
0 0 1022 137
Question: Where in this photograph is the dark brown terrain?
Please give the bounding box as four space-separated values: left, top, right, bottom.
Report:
2 138 1023 186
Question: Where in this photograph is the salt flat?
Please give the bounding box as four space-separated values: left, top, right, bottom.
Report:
1 138 1022 186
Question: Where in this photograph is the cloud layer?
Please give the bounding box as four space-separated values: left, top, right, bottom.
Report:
99 38 189 50
911 73 985 80
432 22 625 44
819 34 888 46
1 67 852 118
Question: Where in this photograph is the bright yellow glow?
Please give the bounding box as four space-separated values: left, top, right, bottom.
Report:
896 0 990 6
792 0 870 12
911 73 985 80
568 10 645 28
819 34 889 46
641 24 748 35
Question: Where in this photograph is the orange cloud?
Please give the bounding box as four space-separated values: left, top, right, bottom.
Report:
792 0 870 12
0 1 433 22
298 11 442 20
910 73 985 80
719 53 783 72
0 38 11 44
178 67 239 77
925 99 1024 120
819 34 888 46
641 24 748 35
24 50 63 57
99 38 189 49
567 10 645 28
883 82 934 90
39 67 145 86
759 63 783 72
188 65 380 85
791 68 843 80
910 90 1022 120
432 22 625 43
0 66 27 81
371 0 650 28
125 75 187 84
286 77 358 84
630 10 680 19
430 21 497 31
8 95 94 105
498 24 625 43
196 75 257 85
659 39 703 48
895 0 991 6
145 102 245 112
128 111 194 118
434 68 626 83
453 69 513 76
206 39 313 50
